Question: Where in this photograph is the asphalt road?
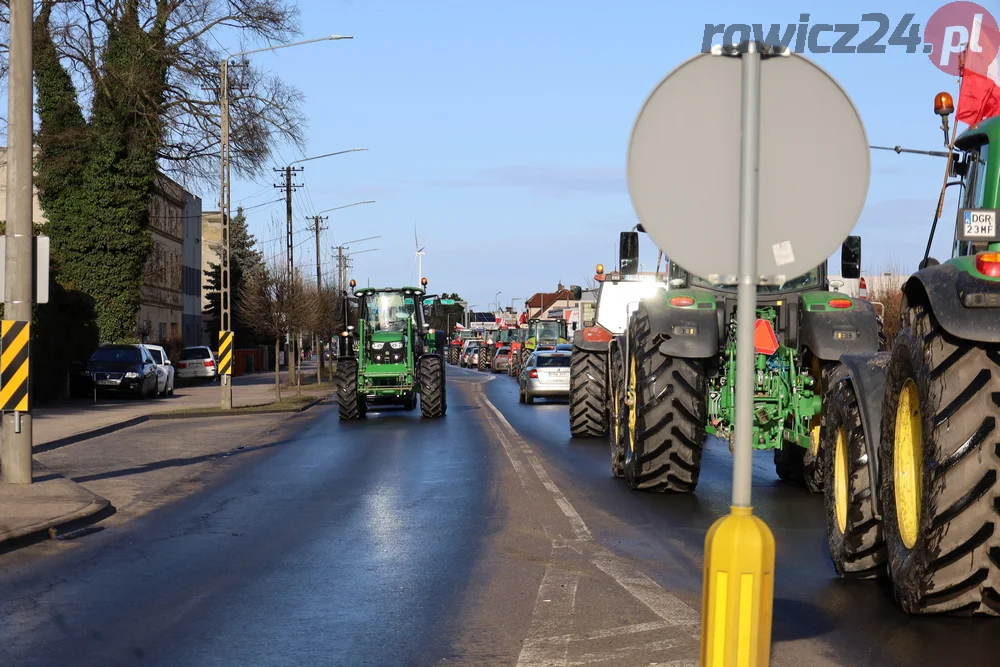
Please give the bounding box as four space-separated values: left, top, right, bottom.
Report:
0 366 997 666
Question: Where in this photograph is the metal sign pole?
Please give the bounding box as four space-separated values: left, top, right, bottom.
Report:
732 42 761 509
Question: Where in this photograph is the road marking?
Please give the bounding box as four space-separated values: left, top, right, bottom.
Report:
472 386 702 666
516 545 580 667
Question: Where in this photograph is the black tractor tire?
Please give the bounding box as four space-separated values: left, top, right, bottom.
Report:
879 302 1000 615
508 350 519 376
877 317 888 351
822 375 886 578
403 392 418 410
609 341 626 478
337 359 365 420
419 355 446 418
448 346 459 365
569 348 608 437
774 443 806 485
479 344 492 371
623 308 707 493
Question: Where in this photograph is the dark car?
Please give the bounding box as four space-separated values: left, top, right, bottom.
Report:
86 344 159 398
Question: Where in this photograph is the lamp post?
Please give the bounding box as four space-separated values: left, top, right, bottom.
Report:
218 34 353 409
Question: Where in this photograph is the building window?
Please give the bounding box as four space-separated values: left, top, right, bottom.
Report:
159 322 166 341
170 322 178 339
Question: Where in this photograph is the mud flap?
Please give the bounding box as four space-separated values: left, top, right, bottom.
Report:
835 351 891 515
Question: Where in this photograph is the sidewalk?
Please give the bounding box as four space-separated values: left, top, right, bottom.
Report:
9 362 329 452
0 361 333 551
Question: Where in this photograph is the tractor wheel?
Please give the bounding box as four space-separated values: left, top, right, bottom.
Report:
608 342 626 477
337 359 365 420
879 302 1000 615
877 317 888 351
623 308 707 493
773 442 806 485
479 344 491 371
403 392 418 410
569 348 608 437
822 376 886 578
419 355 446 418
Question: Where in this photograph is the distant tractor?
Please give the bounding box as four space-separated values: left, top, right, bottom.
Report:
336 277 447 419
448 329 479 365
612 232 880 492
511 317 569 377
479 326 516 372
818 99 1000 615
569 230 670 437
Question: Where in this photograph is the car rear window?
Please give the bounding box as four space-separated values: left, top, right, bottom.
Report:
537 355 571 367
91 347 141 363
182 347 211 360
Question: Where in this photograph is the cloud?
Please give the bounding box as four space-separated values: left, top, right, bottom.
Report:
420 164 626 197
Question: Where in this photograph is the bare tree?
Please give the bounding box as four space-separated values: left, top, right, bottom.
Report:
7 0 305 182
310 284 341 383
237 259 315 400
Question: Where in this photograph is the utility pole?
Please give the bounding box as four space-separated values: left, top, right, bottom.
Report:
274 165 302 380
2 0 32 483
311 214 327 377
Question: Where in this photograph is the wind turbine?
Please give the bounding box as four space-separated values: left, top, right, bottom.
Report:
414 223 426 284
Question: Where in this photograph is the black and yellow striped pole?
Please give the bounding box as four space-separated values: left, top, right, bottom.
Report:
219 330 233 409
1 320 31 480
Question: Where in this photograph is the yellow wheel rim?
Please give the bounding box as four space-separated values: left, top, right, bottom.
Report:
893 378 922 550
834 427 849 533
628 355 638 449
611 368 620 439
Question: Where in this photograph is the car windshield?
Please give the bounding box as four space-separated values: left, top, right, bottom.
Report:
182 347 211 360
91 346 140 363
532 321 564 340
673 263 822 293
364 292 418 332
147 349 164 364
596 278 668 334
537 355 571 367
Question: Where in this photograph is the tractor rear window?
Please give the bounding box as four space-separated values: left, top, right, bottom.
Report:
537 355 571 367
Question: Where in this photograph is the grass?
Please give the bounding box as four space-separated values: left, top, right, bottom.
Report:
156 393 326 417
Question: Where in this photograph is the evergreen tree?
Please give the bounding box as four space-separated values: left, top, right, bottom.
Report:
203 207 265 346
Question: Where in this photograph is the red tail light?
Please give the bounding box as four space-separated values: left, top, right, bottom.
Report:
828 298 853 309
529 369 538 378
858 277 868 300
178 362 187 369
975 252 1000 277
669 296 695 307
204 360 215 367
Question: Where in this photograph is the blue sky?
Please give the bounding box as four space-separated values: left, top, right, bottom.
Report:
224 0 976 310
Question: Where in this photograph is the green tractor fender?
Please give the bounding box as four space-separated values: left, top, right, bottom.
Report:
798 293 881 361
902 261 1000 343
643 289 720 359
829 351 892 516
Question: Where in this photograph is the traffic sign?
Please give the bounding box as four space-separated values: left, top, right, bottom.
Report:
440 299 455 305
626 46 869 283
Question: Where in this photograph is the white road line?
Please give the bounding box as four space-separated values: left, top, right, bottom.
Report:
476 389 701 628
516 550 581 667
478 397 530 490
535 620 671 643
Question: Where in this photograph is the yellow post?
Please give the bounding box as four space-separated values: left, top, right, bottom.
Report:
700 506 775 667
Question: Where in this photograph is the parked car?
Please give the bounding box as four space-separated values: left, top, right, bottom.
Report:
176 345 219 383
518 350 572 404
142 344 175 397
86 344 159 398
492 346 511 373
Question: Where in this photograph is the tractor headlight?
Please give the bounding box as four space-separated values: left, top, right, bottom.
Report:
389 341 403 350
391 351 404 362
371 342 385 350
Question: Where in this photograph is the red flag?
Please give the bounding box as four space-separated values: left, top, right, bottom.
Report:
518 311 527 325
958 20 1000 126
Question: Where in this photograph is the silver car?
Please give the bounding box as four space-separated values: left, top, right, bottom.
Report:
518 350 571 404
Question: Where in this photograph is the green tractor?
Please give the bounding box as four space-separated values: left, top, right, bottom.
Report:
611 234 881 492
336 278 447 419
818 102 1000 615
510 317 570 377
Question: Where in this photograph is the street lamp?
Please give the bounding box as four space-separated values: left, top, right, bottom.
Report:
318 200 375 215
511 297 523 311
495 291 502 313
335 236 381 291
218 34 352 410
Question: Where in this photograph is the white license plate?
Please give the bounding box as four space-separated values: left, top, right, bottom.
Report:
97 379 118 386
964 210 996 237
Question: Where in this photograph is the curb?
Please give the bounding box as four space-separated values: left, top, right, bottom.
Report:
0 462 111 547
33 393 333 452
148 393 332 420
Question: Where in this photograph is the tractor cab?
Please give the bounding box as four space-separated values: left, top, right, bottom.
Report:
525 318 568 353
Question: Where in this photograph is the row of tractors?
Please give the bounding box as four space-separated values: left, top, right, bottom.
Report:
568 99 1000 617
445 318 569 376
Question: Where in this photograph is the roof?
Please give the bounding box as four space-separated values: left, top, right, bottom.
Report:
957 115 1000 150
526 289 574 308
